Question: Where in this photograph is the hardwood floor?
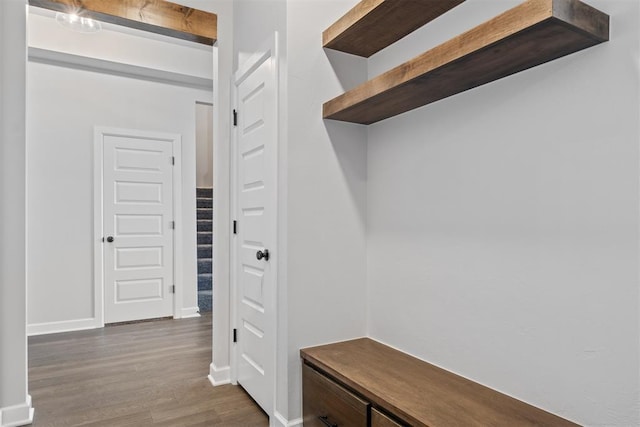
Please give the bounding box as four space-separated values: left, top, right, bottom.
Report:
27 314 268 426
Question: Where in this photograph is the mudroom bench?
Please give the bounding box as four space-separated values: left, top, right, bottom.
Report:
300 338 577 427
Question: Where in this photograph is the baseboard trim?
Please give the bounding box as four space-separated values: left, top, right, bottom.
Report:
272 411 302 427
0 395 34 427
27 318 98 336
208 363 231 386
180 307 201 319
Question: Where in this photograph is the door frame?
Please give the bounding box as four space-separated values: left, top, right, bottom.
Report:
93 126 183 327
230 32 279 410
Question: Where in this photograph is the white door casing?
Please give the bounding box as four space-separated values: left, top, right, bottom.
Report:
94 127 183 325
231 34 279 417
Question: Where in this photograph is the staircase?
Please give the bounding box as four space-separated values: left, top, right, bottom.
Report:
197 188 213 312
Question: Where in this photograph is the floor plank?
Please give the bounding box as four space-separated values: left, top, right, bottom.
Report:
27 314 268 426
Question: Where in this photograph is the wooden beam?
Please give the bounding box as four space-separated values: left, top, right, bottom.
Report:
29 0 217 46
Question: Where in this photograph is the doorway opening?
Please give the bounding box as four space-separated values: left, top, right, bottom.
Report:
196 102 214 313
26 5 214 330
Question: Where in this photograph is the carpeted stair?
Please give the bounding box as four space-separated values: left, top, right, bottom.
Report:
197 188 213 312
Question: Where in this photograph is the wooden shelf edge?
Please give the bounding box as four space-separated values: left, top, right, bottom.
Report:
323 0 466 58
323 0 609 125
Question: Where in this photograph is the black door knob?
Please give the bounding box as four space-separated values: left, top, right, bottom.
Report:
256 249 270 261
106 236 114 243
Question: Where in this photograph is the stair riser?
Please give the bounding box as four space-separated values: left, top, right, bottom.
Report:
198 245 212 259
197 209 212 220
197 220 212 232
198 260 212 274
198 290 212 312
196 188 213 198
198 233 212 245
198 274 212 291
197 198 213 209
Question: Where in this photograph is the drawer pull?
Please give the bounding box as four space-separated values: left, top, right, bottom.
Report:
318 415 338 427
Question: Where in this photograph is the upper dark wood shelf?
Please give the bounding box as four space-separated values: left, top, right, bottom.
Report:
323 0 465 58
302 338 578 427
323 0 609 125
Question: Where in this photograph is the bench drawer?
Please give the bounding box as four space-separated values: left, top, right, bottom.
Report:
371 408 404 427
302 363 369 427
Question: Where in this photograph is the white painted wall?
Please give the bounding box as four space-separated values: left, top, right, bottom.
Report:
26 12 214 331
285 1 368 423
233 0 368 423
366 1 640 425
196 103 214 188
0 0 33 425
171 0 235 386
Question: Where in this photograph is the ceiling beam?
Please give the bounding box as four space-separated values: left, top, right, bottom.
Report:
29 0 217 45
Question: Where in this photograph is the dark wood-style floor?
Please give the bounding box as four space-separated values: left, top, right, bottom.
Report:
28 314 268 426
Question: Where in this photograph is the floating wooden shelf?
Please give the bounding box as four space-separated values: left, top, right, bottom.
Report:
323 0 609 125
323 0 465 58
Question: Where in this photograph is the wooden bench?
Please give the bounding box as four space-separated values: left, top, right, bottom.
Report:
301 338 578 427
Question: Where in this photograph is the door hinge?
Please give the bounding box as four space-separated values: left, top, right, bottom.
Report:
171 156 175 165
233 109 238 127
170 221 175 230
170 285 176 294
233 328 238 343
233 220 237 235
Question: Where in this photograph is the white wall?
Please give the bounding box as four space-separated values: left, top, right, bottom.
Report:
26 13 214 331
196 103 214 188
232 0 369 423
0 0 33 425
286 1 368 422
172 0 235 386
366 1 640 425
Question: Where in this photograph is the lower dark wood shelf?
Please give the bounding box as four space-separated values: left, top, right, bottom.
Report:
323 0 609 125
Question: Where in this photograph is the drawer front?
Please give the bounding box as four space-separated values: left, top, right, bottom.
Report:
302 364 369 427
371 408 404 427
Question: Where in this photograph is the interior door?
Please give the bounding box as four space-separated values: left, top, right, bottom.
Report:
234 38 278 415
102 131 175 324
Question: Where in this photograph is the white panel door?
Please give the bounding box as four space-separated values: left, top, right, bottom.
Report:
103 133 174 324
234 40 277 415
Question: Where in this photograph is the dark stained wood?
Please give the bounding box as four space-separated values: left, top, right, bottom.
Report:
28 314 268 426
301 338 579 427
371 408 404 427
29 0 217 45
302 364 369 427
323 0 609 124
323 0 465 58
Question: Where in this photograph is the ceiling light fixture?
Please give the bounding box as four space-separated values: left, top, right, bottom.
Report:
55 12 102 33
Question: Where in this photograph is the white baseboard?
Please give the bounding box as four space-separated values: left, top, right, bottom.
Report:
27 318 98 336
208 363 231 386
0 395 34 427
180 307 201 319
272 411 302 427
